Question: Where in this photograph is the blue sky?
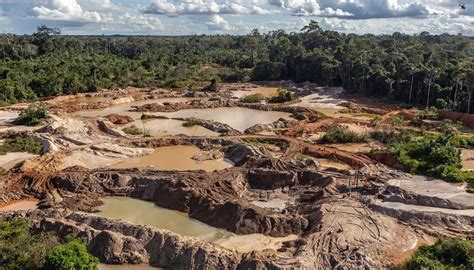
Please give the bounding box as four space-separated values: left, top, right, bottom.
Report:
0 0 473 35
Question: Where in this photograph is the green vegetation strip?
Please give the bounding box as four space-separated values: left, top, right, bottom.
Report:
402 238 473 270
319 128 368 144
0 135 42 155
0 217 99 270
4 24 471 112
13 105 49 126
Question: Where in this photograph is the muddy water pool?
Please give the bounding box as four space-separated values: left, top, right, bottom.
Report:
74 97 291 133
75 98 197 119
124 118 218 137
0 199 39 212
98 197 297 253
152 107 291 132
232 87 279 99
61 96 109 105
109 145 233 171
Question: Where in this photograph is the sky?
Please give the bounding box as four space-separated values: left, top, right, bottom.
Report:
0 0 473 36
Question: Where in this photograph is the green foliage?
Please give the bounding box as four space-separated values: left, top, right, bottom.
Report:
402 238 474 270
122 125 143 136
0 27 472 113
458 136 474 148
44 239 99 270
370 130 413 145
240 93 264 103
417 107 439 120
13 105 49 126
0 135 42 155
391 133 474 183
267 89 295 103
0 167 5 174
0 218 58 270
0 217 99 270
388 115 408 127
320 128 368 144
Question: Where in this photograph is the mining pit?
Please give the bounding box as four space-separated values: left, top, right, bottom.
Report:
0 82 473 269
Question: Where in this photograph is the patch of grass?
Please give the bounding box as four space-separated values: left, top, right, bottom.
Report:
0 135 42 155
417 107 439 120
182 120 198 127
459 136 474 148
240 93 264 103
401 238 473 270
122 125 144 136
370 130 412 145
319 128 368 144
0 167 5 174
267 89 295 103
388 115 408 127
13 105 48 126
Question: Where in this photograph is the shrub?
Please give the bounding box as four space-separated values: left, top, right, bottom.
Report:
267 89 295 103
0 135 42 155
0 218 59 270
370 130 412 145
240 93 264 103
320 128 368 144
401 238 473 270
390 133 474 185
44 239 99 270
122 125 143 136
388 115 407 126
13 105 48 126
417 107 438 120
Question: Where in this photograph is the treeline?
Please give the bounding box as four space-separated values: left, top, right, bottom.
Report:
0 23 473 113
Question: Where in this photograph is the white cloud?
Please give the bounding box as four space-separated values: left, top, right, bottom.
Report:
205 14 233 30
144 0 248 16
32 0 101 23
0 0 472 35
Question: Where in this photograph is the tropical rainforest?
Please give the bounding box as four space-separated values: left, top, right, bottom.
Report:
0 23 473 113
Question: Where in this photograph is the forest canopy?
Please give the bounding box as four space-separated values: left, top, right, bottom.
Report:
0 23 473 113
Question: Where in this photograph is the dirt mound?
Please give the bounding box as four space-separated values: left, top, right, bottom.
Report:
439 110 474 128
105 114 134 125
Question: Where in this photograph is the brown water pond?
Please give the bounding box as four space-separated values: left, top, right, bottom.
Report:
61 96 109 105
75 98 197 119
124 119 218 137
0 199 39 212
153 107 291 132
232 87 279 99
109 145 232 171
98 197 297 253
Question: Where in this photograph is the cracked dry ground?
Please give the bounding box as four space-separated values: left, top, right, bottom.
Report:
1 87 473 270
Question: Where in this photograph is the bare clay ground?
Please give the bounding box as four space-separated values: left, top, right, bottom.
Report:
0 83 472 269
